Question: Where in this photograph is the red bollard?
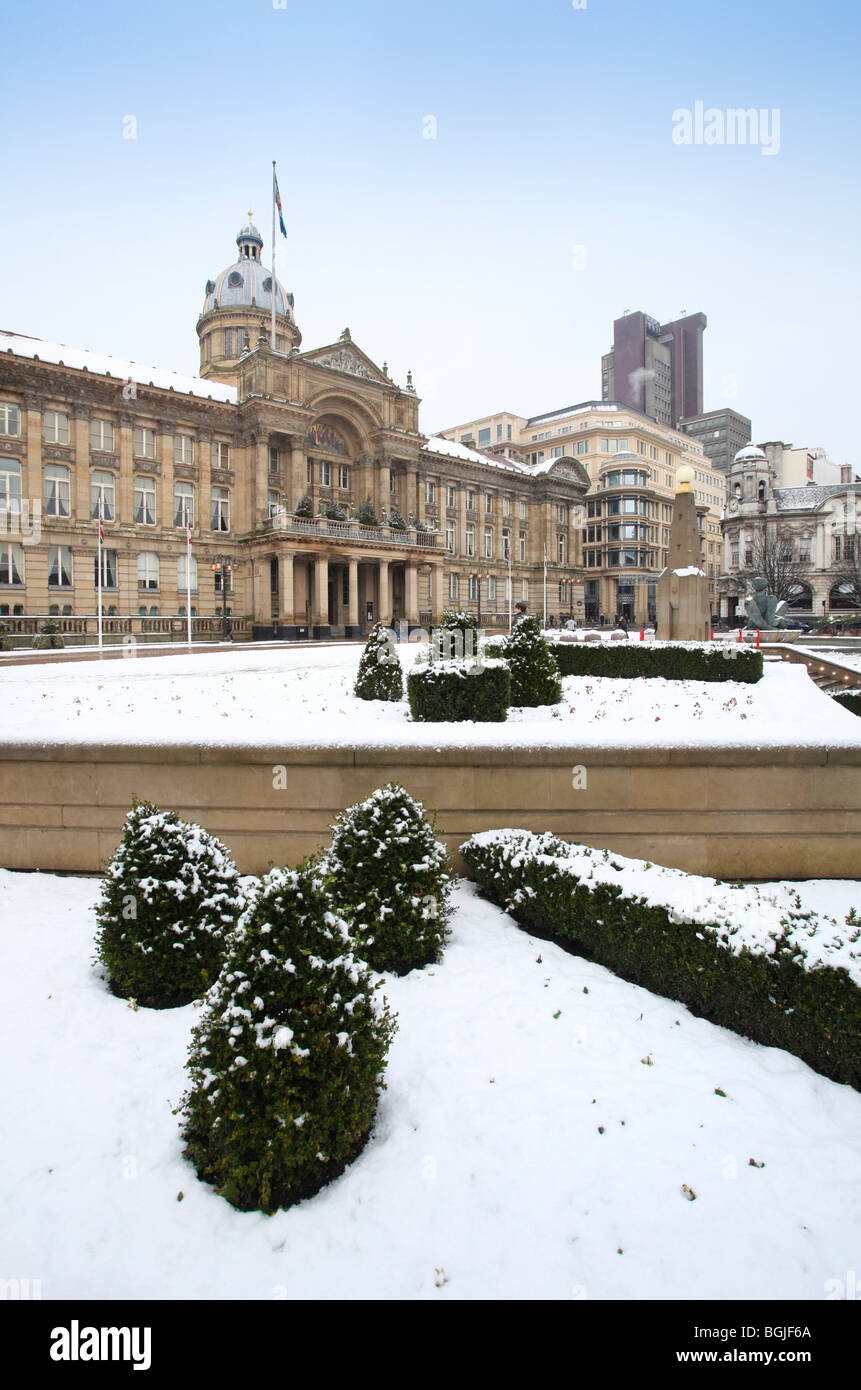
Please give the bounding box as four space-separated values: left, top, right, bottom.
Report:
756 628 760 650
737 627 742 643
639 629 644 641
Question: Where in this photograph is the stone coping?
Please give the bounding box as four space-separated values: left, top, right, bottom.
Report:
3 740 860 766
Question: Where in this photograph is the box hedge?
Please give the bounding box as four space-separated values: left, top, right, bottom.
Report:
407 660 510 722
832 691 861 717
461 829 861 1090
547 641 763 682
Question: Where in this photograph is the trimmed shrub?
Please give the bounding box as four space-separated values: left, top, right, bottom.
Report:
0 623 10 652
432 608 481 662
321 500 348 521
388 508 407 531
325 783 454 974
293 495 313 518
503 615 562 706
549 641 763 683
354 622 403 701
357 499 379 527
33 620 64 650
832 690 861 717
180 861 396 1213
462 830 861 1089
94 801 246 1008
408 660 510 722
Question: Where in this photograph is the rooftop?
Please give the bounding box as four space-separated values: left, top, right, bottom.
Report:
0 330 237 404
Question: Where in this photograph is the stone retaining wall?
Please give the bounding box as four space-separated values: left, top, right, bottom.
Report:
1 741 859 880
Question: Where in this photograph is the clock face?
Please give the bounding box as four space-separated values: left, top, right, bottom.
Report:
729 498 739 512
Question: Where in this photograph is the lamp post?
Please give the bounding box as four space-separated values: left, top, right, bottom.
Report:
468 569 489 626
210 554 234 641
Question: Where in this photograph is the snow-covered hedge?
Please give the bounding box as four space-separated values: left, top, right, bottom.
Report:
180 860 396 1213
500 616 562 706
546 640 763 683
407 659 510 722
324 783 454 974
94 801 246 1008
832 691 861 718
461 830 861 1089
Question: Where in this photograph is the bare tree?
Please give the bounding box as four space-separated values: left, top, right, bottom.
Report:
738 520 810 603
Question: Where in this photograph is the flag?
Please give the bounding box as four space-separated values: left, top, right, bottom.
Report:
274 168 287 238
98 495 104 544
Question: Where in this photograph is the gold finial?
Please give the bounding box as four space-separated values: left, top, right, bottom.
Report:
248 209 253 222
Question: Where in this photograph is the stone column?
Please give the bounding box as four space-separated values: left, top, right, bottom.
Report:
378 559 391 624
71 405 90 525
158 425 175 537
252 557 270 637
346 556 360 637
278 551 295 637
432 564 444 626
405 563 419 625
312 553 330 638
118 413 135 527
377 457 391 518
289 436 306 512
255 436 269 527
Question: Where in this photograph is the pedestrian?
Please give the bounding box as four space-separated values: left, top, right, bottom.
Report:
619 616 628 638
512 601 528 627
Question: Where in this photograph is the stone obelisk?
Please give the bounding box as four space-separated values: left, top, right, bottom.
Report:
656 465 711 641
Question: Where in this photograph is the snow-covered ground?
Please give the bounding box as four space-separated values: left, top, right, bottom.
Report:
1 868 858 1301
2 642 859 750
816 649 861 674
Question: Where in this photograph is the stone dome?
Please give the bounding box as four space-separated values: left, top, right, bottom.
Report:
734 445 767 464
201 218 295 322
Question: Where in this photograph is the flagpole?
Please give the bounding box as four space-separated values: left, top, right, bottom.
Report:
97 495 103 654
508 548 512 632
186 515 193 652
543 544 547 629
271 160 277 350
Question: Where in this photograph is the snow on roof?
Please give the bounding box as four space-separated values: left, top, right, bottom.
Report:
0 330 238 404
424 434 532 474
775 484 861 512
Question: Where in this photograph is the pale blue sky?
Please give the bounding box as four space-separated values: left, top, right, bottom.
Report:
1 0 858 460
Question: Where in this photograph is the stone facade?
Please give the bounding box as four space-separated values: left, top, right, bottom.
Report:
0 220 590 637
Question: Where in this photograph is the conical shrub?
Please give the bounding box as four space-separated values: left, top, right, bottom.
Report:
325 783 454 975
180 861 396 1213
354 621 403 700
503 615 562 705
94 801 246 1008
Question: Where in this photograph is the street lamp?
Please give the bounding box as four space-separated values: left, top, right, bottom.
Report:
210 554 234 641
468 569 490 626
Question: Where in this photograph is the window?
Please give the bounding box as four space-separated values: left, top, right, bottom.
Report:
137 552 160 591
0 543 24 585
467 575 478 600
44 411 70 445
425 481 436 504
521 580 529 603
502 497 510 517
446 485 456 508
485 495 493 514
90 420 115 452
518 501 526 519
174 482 194 528
478 428 491 446
177 553 198 592
466 490 476 511
502 528 511 561
484 527 493 558
799 538 811 563
211 486 230 532
0 403 21 437
48 545 73 587
557 504 566 524
133 426 156 459
94 550 118 589
518 530 525 562
44 465 70 518
337 465 348 490
174 435 195 466
213 563 234 595
557 535 566 565
448 573 459 600
90 471 116 522
507 425 512 441
212 442 231 469
731 546 740 569
319 460 331 486
445 524 455 553
488 576 497 600
268 489 282 518
134 476 157 525
496 425 502 442
223 329 233 358
744 547 753 566
465 524 475 557
0 459 22 512
268 445 279 472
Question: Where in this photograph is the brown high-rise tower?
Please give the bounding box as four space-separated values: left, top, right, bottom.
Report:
601 310 707 427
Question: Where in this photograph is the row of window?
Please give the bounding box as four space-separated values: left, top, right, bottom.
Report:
0 405 236 467
1 461 231 531
582 550 658 569
0 545 231 593
447 573 529 603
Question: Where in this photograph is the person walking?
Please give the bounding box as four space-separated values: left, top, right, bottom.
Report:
512 601 528 627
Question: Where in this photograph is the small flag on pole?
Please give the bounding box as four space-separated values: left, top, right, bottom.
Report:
274 169 287 238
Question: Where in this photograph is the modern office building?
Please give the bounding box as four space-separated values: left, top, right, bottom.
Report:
678 408 752 474
601 310 707 427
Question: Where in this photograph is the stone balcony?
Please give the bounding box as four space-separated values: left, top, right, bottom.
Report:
266 514 441 549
